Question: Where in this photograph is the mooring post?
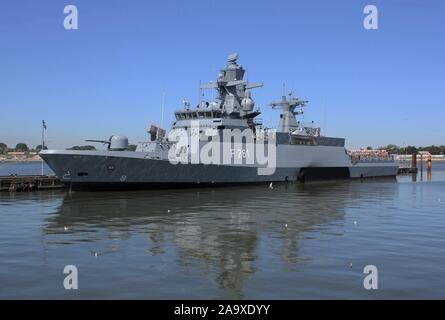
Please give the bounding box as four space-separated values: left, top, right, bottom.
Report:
420 154 423 180
411 153 417 169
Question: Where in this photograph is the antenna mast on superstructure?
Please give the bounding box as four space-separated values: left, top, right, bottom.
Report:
323 97 327 136
198 80 202 106
161 91 165 129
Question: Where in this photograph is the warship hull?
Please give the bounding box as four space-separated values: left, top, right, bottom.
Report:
40 147 398 191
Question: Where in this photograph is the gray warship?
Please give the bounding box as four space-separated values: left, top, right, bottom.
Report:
40 53 398 191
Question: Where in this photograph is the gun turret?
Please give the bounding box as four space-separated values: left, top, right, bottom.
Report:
86 135 129 151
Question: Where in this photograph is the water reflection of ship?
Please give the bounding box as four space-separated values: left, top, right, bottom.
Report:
43 181 396 298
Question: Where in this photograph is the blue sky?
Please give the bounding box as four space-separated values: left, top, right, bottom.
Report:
0 0 444 149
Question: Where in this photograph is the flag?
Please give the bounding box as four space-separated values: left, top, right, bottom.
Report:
42 120 47 130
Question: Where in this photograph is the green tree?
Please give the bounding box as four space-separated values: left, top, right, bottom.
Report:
15 143 29 152
35 145 48 151
420 145 441 154
0 142 7 154
405 145 418 154
384 144 399 154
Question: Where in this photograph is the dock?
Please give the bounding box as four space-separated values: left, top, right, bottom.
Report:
396 153 433 175
397 159 419 174
398 167 418 174
0 175 64 192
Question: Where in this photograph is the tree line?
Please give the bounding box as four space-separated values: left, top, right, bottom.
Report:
0 142 95 154
367 145 445 155
0 142 34 154
0 142 137 154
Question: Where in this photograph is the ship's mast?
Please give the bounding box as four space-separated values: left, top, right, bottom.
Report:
270 91 307 133
161 91 165 129
199 53 263 118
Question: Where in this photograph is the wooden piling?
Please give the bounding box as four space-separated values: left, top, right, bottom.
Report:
411 153 417 169
0 175 64 192
420 154 423 180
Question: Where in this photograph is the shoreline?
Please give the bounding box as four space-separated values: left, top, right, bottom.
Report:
0 156 42 163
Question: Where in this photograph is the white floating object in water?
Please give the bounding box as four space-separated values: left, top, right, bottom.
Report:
353 221 358 225
349 263 353 269
269 182 273 189
63 226 68 231
285 223 288 228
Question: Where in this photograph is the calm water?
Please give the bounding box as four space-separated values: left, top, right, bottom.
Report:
0 162 53 176
1 163 445 299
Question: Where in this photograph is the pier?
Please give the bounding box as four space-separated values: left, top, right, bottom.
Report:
0 175 64 192
397 166 418 174
397 153 418 174
396 153 437 175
